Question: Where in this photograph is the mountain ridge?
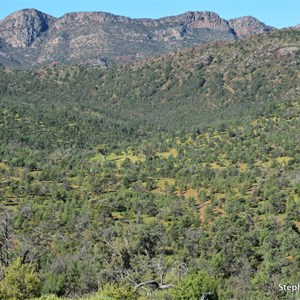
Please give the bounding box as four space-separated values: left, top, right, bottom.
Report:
0 8 275 67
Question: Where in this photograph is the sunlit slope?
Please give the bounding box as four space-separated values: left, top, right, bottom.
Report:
0 29 299 151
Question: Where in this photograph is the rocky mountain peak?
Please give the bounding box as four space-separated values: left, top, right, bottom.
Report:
156 11 230 31
52 11 131 30
228 16 274 38
0 8 55 48
59 11 122 23
181 11 230 30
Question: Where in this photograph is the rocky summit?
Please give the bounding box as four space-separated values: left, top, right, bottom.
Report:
0 9 274 67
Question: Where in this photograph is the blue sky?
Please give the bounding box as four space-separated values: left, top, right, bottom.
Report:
0 0 299 29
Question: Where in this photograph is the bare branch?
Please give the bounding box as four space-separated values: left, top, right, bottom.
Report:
101 238 122 257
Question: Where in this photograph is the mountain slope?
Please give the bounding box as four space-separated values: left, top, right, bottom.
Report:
0 9 274 67
0 29 299 148
0 29 300 300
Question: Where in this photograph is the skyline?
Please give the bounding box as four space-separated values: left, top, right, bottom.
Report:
0 0 299 29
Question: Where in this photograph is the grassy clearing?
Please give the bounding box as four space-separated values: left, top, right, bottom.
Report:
0 162 8 170
213 192 226 200
238 163 248 172
89 153 105 163
142 215 156 224
210 162 225 170
158 148 178 158
276 156 293 164
89 151 145 168
199 200 211 223
153 178 177 194
213 206 225 216
111 211 124 220
182 188 198 199
107 152 144 167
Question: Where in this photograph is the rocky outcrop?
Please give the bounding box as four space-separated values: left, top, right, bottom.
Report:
228 16 274 38
0 9 276 67
275 46 300 59
0 9 55 48
156 11 230 30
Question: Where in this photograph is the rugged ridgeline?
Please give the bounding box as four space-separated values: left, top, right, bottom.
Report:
0 9 274 67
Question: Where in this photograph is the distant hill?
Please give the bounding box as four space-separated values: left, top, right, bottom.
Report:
0 9 275 67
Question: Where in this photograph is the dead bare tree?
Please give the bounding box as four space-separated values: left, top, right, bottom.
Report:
100 237 178 294
20 239 50 265
19 231 51 265
0 208 15 267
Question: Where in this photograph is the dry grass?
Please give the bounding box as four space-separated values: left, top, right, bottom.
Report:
158 148 178 158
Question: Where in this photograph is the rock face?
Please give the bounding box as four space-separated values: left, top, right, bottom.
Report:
0 9 275 67
228 16 274 38
275 46 300 59
0 9 55 48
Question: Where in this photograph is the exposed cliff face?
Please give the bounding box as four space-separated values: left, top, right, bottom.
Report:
228 16 274 38
0 9 275 67
152 11 230 30
0 9 55 48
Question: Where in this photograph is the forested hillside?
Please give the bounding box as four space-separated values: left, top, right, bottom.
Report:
0 29 300 300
